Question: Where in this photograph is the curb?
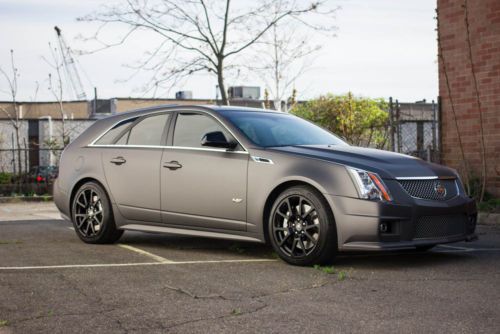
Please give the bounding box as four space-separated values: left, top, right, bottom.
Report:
0 196 53 203
478 212 500 226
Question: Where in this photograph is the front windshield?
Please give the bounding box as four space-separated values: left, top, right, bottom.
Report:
221 111 347 148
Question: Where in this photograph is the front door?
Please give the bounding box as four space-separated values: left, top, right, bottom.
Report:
102 113 170 223
161 112 248 231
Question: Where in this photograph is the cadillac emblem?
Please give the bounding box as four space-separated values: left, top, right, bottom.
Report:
434 181 447 198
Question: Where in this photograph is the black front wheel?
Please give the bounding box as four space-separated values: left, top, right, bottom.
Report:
72 181 123 244
268 186 337 266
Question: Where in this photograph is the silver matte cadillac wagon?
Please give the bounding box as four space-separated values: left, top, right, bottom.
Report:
54 105 477 265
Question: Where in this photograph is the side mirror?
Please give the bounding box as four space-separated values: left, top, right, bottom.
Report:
201 131 237 149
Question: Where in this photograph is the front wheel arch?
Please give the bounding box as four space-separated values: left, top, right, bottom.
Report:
262 180 337 246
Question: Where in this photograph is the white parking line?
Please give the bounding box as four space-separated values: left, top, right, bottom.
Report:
435 247 500 253
0 258 277 271
118 244 174 263
437 244 470 251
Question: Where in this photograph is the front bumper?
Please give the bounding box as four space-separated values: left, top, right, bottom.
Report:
328 192 477 252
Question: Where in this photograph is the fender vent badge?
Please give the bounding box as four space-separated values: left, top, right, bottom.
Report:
251 156 274 164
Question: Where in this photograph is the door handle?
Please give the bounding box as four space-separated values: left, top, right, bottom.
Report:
110 156 126 165
163 161 182 170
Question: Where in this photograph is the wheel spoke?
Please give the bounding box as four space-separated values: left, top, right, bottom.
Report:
305 223 319 231
290 238 298 254
302 207 314 219
299 239 307 254
285 198 293 214
81 192 88 206
89 190 95 206
297 198 304 216
274 227 288 232
279 233 293 247
304 231 317 245
75 218 84 228
88 219 96 234
276 211 288 219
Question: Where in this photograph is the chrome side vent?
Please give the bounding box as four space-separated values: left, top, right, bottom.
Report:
251 156 274 165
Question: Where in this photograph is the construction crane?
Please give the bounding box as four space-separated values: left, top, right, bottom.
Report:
54 26 87 100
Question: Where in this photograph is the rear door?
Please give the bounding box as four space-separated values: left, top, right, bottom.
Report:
161 111 248 231
101 112 171 223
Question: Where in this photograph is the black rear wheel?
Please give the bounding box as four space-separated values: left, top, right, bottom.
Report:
72 182 123 244
269 185 337 266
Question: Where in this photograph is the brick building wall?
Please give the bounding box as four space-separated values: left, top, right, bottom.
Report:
438 0 500 197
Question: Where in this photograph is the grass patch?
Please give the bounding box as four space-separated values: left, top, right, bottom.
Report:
0 240 23 245
337 270 348 281
478 198 500 214
0 320 8 327
314 265 351 281
231 308 242 316
313 264 336 275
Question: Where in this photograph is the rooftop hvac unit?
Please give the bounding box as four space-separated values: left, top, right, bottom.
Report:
175 91 193 99
228 86 260 100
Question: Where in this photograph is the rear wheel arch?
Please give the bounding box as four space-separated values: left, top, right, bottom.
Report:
69 177 112 220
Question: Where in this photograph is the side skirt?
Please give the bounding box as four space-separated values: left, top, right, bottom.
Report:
120 223 264 243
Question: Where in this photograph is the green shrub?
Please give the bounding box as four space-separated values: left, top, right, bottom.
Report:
0 172 12 184
292 92 389 149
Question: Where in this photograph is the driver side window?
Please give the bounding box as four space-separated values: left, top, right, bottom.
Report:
173 113 233 149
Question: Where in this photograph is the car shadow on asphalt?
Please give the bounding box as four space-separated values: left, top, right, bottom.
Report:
334 250 474 269
119 231 474 268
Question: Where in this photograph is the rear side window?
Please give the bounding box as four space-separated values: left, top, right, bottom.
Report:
94 118 137 145
173 113 231 148
121 113 170 146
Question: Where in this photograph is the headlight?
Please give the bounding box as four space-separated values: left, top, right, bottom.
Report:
347 167 392 202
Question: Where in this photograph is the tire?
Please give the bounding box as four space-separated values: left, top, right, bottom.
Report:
71 181 123 244
268 185 338 266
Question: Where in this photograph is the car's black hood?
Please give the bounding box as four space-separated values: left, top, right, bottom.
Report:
268 145 456 179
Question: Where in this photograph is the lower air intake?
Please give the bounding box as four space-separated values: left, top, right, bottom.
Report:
414 215 466 240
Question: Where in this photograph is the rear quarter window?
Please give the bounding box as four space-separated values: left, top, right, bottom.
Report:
94 118 137 145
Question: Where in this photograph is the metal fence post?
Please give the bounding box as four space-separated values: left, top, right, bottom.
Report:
389 97 395 152
395 99 402 153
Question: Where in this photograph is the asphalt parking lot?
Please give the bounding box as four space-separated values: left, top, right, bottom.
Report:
1 204 500 333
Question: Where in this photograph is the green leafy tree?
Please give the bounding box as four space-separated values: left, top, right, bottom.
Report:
292 92 389 148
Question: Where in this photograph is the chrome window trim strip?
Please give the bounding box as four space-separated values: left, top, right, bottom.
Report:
88 144 249 154
87 108 249 152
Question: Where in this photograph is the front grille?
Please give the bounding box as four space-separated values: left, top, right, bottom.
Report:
414 215 466 240
398 179 458 201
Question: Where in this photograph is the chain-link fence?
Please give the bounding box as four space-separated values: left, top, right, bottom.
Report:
388 98 440 163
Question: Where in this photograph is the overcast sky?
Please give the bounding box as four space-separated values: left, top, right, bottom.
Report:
0 0 438 102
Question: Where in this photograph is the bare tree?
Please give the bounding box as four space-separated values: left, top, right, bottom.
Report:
245 3 336 111
0 50 23 178
79 0 337 105
44 42 69 147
